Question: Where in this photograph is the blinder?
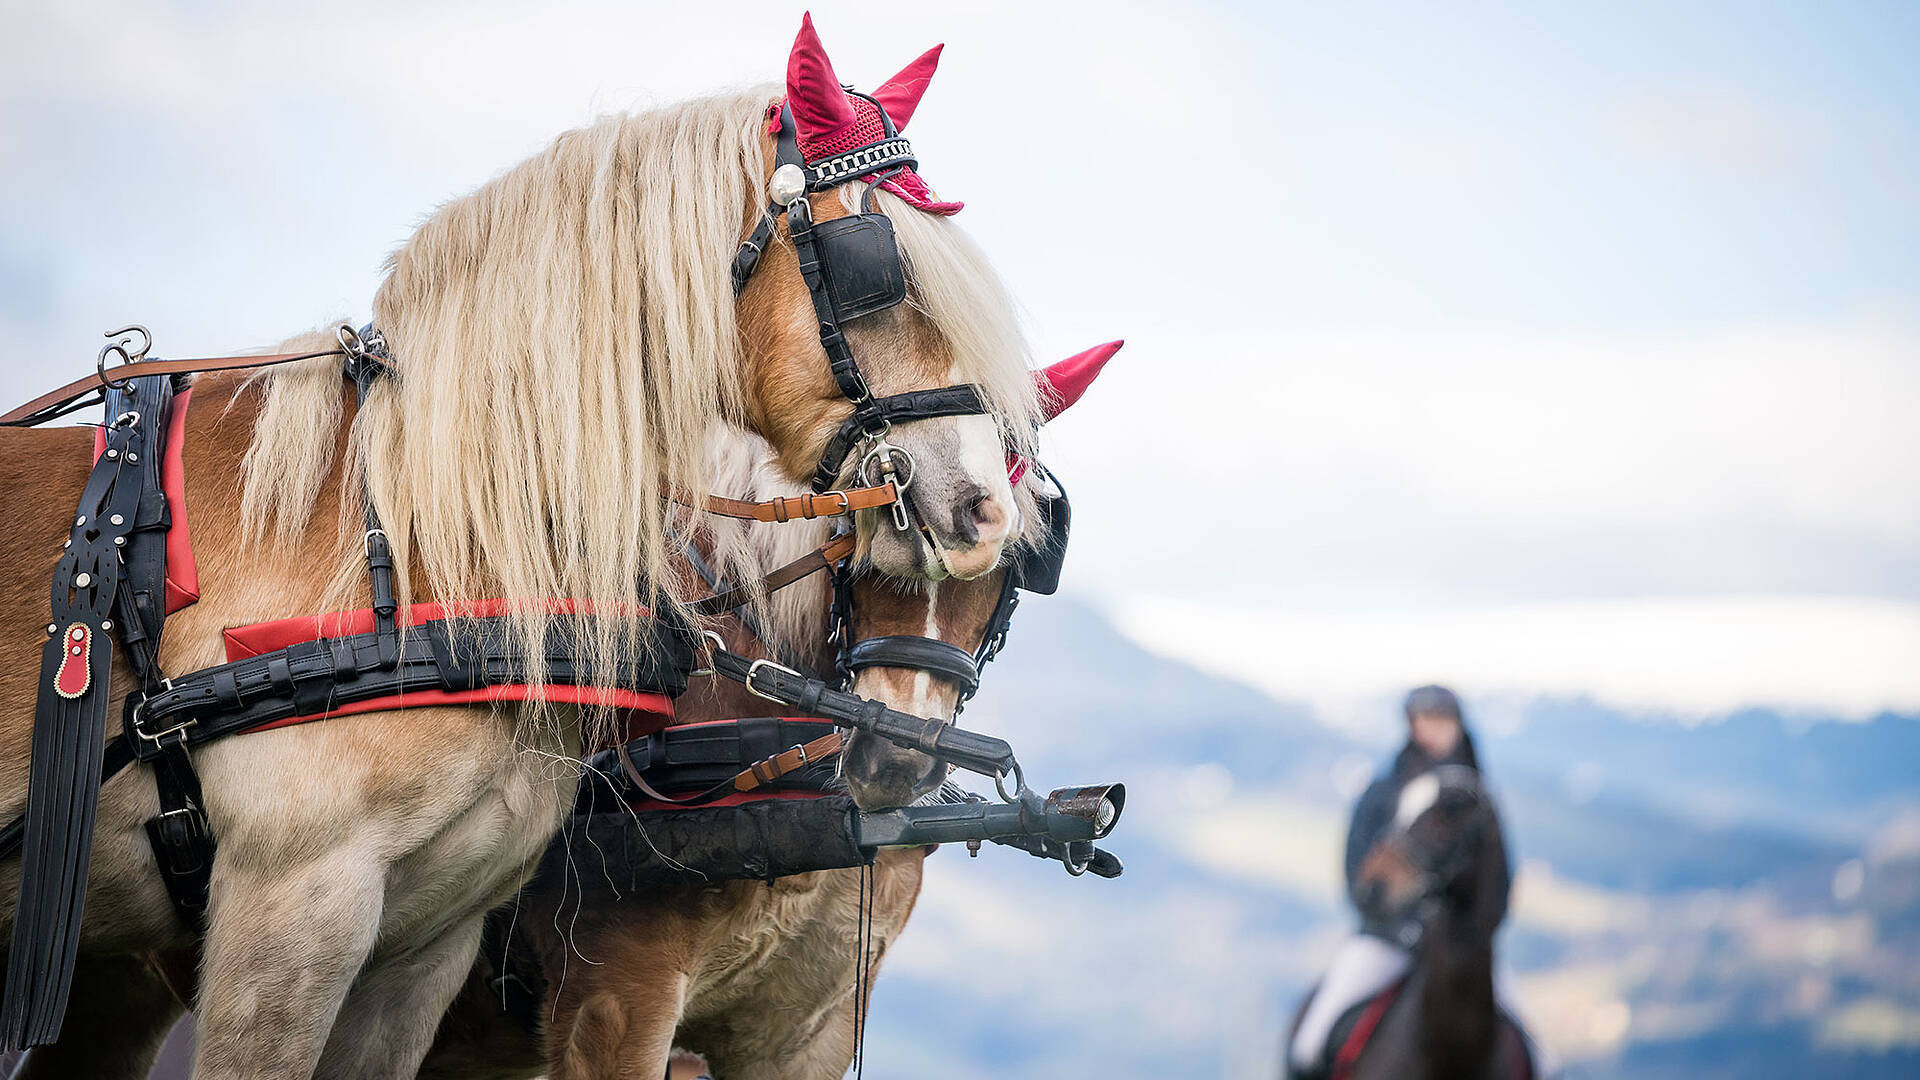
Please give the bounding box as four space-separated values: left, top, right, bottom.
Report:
1014 463 1070 596
811 202 909 322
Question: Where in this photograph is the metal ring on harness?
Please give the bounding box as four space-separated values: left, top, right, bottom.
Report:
95 325 152 393
688 630 728 678
335 323 366 360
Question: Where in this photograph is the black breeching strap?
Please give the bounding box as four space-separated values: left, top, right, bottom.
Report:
0 375 171 1049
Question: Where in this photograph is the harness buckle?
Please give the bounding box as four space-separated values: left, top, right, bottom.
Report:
130 706 196 749
744 657 803 704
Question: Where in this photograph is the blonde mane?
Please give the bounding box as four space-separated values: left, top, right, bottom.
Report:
236 85 1039 703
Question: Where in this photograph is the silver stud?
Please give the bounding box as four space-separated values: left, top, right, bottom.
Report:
73 572 91 587
769 164 807 207
70 627 83 641
100 620 111 631
105 449 119 459
70 646 80 656
75 516 86 527
113 536 125 547
126 452 138 463
109 514 124 526
46 623 57 635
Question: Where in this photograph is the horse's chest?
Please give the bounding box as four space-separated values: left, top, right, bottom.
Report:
373 716 582 946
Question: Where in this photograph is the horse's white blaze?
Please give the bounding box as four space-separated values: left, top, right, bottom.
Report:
1395 772 1442 831
911 580 941 716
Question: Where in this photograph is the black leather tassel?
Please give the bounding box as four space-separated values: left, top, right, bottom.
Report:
1 629 111 1048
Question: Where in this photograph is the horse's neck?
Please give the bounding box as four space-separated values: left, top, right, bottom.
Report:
1415 893 1499 1078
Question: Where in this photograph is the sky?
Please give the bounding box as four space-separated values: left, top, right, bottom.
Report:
2 0 1914 728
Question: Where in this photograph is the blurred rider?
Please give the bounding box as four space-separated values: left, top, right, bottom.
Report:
1287 685 1512 1077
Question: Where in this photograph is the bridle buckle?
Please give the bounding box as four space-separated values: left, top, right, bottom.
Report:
744 657 803 704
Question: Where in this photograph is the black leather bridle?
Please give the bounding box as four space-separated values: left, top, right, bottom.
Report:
731 99 996 508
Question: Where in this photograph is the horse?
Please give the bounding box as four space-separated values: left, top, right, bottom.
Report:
415 431 1020 1080
1291 767 1535 1080
0 16 1046 1078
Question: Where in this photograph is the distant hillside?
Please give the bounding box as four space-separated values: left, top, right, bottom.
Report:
1486 699 1920 842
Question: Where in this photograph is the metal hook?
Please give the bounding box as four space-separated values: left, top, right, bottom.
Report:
96 324 152 392
858 439 917 532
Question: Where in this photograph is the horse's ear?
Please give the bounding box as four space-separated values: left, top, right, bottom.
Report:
871 44 944 131
787 12 858 144
1036 340 1122 422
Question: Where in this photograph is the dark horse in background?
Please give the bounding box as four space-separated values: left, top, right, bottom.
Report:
1289 766 1539 1080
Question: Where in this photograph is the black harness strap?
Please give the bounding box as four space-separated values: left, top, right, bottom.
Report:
124 613 695 761
731 104 995 496
706 647 1017 782
1 376 170 1049
580 717 841 811
843 636 980 696
808 385 986 493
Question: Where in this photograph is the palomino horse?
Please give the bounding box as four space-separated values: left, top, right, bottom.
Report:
0 16 1047 1078
1294 768 1534 1080
417 433 1021 1080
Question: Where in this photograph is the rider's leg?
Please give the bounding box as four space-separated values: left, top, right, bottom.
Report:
1289 933 1411 1071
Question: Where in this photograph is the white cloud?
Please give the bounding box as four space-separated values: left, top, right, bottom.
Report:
1112 593 1920 725
1045 322 1920 612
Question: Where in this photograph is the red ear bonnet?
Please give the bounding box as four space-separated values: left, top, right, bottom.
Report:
1036 340 1123 422
870 44 943 132
785 13 859 146
777 14 962 215
1008 341 1122 484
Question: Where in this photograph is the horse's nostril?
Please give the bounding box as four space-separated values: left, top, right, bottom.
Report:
954 484 1005 545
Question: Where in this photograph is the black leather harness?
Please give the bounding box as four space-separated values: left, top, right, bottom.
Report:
0 360 698 1049
732 101 996 502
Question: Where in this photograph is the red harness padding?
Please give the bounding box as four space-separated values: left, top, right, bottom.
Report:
91 386 198 613
1331 977 1406 1080
221 598 676 741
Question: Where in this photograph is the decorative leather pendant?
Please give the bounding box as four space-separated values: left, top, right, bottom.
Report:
52 624 91 700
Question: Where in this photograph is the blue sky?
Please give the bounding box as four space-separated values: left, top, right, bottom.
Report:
3 0 1914 724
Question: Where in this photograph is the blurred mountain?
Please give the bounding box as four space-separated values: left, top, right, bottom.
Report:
1485 699 1920 842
